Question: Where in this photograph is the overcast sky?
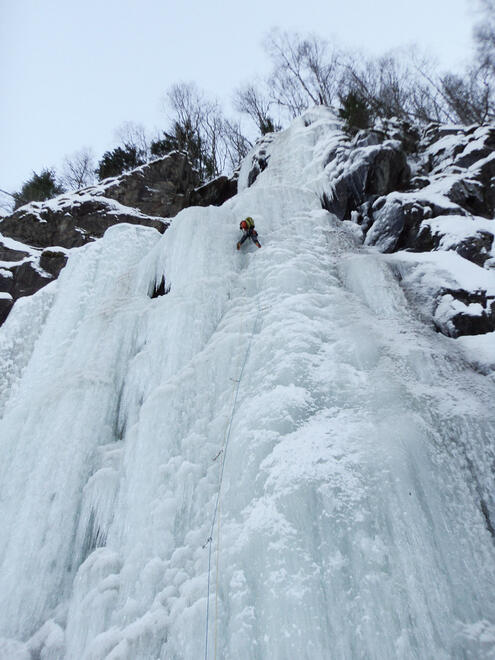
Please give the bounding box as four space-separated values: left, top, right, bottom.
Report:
1 0 477 201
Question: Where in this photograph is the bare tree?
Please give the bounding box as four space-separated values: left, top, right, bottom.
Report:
234 83 278 134
167 83 207 135
475 0 495 70
441 66 494 124
164 82 250 180
264 30 342 118
406 51 450 122
340 47 469 124
343 50 414 120
114 121 150 160
165 82 221 178
61 148 96 190
457 0 495 122
221 119 252 171
260 25 495 127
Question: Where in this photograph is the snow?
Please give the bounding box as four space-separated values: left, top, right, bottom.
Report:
421 215 495 255
0 233 39 255
10 191 170 224
385 249 495 297
457 131 490 161
469 150 495 176
0 259 26 269
425 131 465 157
6 152 188 223
364 189 463 252
456 332 495 377
422 125 493 173
1 107 495 659
434 294 484 331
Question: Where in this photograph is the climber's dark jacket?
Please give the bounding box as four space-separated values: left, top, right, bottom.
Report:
238 226 259 246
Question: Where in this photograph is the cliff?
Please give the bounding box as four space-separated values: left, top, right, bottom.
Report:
0 107 494 659
0 152 236 324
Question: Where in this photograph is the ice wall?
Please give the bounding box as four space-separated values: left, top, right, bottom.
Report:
1 108 495 659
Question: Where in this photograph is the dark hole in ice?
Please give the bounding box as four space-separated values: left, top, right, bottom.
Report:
151 276 171 298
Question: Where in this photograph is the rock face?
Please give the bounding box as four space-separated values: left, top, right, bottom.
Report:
435 289 495 337
0 197 166 250
188 175 238 208
243 134 275 188
355 123 495 338
91 151 200 217
0 235 52 325
320 119 495 339
322 138 411 220
0 153 237 325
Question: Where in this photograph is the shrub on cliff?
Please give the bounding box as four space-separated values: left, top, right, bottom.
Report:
13 169 64 209
339 92 371 134
150 120 216 181
96 144 146 180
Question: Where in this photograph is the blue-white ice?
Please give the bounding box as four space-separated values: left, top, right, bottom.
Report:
1 107 495 659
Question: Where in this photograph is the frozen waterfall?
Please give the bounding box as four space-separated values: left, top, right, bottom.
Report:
1 108 495 659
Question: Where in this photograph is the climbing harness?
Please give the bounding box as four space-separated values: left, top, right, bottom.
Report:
203 256 263 660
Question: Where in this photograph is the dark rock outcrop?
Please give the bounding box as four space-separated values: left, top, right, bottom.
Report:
435 289 495 337
244 134 275 188
0 243 30 261
469 153 495 218
329 118 495 340
0 152 237 326
365 195 468 253
94 151 200 217
322 139 410 220
0 269 13 296
188 175 238 208
416 222 493 266
39 249 69 278
0 297 13 325
0 198 167 250
10 261 52 299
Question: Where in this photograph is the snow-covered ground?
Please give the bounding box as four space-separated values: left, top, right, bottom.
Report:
1 107 495 659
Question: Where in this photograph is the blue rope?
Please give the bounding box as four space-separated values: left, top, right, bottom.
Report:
204 255 262 660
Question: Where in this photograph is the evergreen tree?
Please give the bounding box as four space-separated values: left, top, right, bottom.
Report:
259 116 279 135
96 144 145 180
338 92 371 134
150 120 216 181
13 169 64 209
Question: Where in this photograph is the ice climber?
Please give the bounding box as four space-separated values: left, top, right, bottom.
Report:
237 217 261 250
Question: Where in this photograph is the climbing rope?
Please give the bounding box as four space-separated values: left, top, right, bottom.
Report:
204 254 263 660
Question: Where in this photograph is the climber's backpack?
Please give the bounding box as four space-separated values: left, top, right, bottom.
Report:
245 217 255 229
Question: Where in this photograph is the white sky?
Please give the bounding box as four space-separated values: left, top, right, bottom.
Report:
1 0 476 197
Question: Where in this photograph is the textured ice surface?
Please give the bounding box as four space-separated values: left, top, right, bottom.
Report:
1 108 495 659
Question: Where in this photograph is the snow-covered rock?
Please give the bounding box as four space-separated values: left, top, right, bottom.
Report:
322 138 410 220
319 119 495 338
0 154 237 326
